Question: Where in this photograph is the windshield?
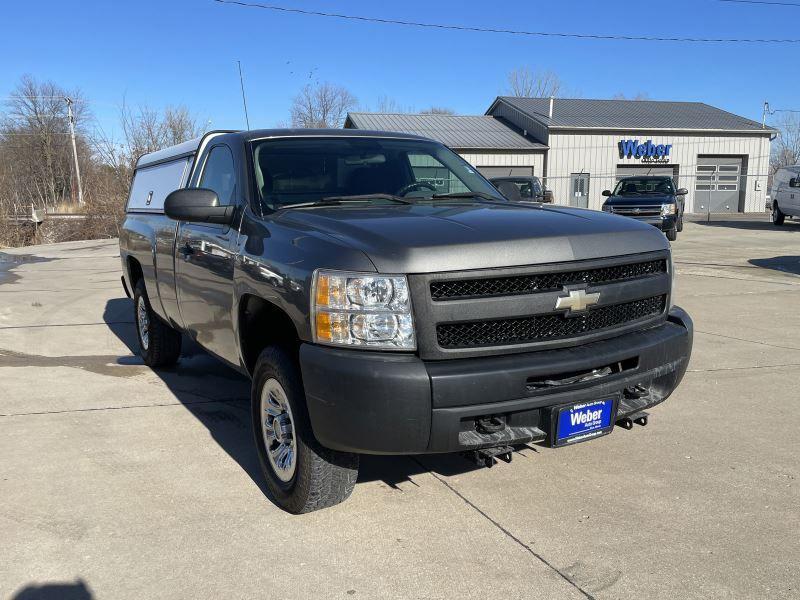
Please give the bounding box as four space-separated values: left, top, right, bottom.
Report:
613 178 675 196
252 137 504 208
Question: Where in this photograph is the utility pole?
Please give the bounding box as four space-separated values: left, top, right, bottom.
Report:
64 97 84 206
762 101 770 129
237 61 251 130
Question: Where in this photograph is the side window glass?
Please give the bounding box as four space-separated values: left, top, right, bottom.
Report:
199 146 236 206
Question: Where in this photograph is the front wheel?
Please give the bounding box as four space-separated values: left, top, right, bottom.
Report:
251 346 358 513
676 214 684 232
666 227 678 241
772 203 785 226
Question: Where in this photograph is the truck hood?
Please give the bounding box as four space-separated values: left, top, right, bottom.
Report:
277 202 668 273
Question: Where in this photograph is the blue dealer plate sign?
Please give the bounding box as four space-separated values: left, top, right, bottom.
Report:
556 398 615 445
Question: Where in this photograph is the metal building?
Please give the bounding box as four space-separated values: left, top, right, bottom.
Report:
346 98 775 214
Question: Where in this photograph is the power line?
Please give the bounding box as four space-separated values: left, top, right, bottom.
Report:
718 0 800 7
213 0 800 43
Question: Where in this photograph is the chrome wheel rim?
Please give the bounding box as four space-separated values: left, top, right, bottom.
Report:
260 378 297 482
137 296 150 351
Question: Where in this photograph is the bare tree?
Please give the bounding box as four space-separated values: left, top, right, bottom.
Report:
612 92 650 100
419 106 456 115
770 112 800 174
290 82 357 128
93 101 202 194
0 75 89 212
506 67 563 98
373 95 405 113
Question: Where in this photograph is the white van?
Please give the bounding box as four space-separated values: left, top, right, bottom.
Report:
771 165 800 225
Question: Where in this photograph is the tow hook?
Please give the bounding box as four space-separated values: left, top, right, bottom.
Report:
475 416 505 435
616 411 649 430
624 384 649 399
463 445 514 468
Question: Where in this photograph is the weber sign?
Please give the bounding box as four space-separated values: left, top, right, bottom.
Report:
619 139 673 163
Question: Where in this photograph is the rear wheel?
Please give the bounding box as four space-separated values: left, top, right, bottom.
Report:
133 279 181 367
772 203 785 226
251 346 358 513
676 213 684 232
666 227 678 241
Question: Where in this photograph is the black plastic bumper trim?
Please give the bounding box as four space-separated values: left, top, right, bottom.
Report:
300 307 692 455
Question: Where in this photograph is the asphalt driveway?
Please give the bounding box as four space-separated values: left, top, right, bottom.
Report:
1 217 799 599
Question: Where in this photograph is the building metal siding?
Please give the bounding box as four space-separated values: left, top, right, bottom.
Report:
545 131 771 212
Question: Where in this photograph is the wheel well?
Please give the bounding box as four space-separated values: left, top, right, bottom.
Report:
239 295 300 375
127 256 143 288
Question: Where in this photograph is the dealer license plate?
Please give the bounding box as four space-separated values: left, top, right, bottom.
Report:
555 398 616 446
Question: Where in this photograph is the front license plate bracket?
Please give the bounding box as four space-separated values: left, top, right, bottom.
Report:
550 395 619 447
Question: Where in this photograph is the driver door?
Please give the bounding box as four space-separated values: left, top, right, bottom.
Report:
174 143 241 365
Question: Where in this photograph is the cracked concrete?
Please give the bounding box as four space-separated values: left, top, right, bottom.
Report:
2 218 799 599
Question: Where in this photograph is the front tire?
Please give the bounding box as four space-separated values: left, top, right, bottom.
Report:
666 227 678 241
251 346 358 513
676 214 684 232
772 203 785 226
133 279 181 367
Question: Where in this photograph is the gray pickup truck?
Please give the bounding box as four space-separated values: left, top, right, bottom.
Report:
120 129 693 513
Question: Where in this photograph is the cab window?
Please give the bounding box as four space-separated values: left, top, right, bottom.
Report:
199 145 236 206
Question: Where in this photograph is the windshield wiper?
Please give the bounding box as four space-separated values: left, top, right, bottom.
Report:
281 193 414 209
430 192 505 202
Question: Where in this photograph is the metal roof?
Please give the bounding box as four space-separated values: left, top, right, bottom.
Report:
488 97 775 133
345 113 547 150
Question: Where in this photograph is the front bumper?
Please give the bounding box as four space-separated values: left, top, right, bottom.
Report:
300 307 693 455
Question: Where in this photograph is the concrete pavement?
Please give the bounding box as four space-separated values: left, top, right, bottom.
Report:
1 218 799 599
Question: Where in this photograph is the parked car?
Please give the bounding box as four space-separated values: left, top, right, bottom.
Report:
601 176 687 241
490 176 554 203
120 129 693 513
770 165 800 225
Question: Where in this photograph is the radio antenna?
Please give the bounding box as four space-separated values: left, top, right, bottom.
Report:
237 60 251 130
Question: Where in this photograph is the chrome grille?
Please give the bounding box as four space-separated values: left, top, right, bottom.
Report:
430 259 666 301
610 206 661 217
436 295 667 349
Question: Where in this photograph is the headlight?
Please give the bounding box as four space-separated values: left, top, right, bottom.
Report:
601 204 612 212
661 203 677 216
312 270 415 350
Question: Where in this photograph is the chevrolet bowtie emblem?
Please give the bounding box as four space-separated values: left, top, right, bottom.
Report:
555 288 601 314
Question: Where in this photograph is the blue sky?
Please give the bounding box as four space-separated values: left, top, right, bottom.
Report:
1 0 797 137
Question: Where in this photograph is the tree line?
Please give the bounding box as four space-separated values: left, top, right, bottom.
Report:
1 68 797 247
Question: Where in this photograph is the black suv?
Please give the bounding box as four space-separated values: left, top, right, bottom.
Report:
602 176 687 241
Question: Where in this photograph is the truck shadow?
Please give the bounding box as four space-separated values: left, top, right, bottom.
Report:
103 298 481 505
748 256 800 276
10 578 93 600
688 218 800 232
